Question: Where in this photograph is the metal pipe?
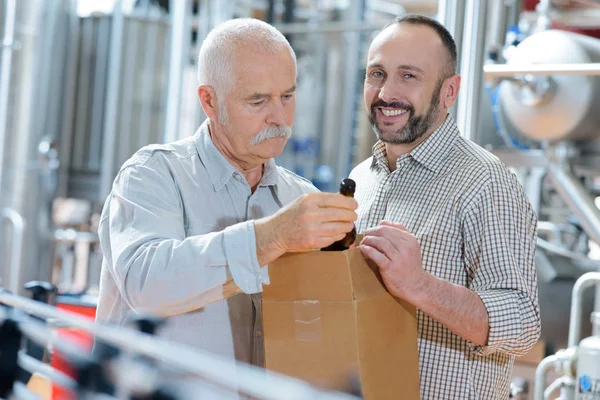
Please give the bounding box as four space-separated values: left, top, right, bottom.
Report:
544 376 575 400
456 0 488 141
162 0 188 144
537 221 587 238
508 0 523 28
0 0 17 199
88 17 111 172
534 354 559 400
16 317 87 362
266 0 275 24
283 0 295 23
12 382 44 400
335 1 364 183
18 351 77 390
488 0 508 54
46 2 71 147
568 272 600 347
437 0 466 121
33 1 59 154
437 0 466 65
44 3 66 153
546 164 600 246
273 21 384 35
137 20 159 150
2 208 26 293
13 311 156 398
124 13 171 25
99 0 125 201
197 0 211 47
546 160 600 319
54 229 98 244
0 292 358 400
536 237 600 267
117 19 138 169
535 0 553 33
484 63 600 79
157 22 171 140
72 17 94 170
282 0 295 46
57 0 81 196
492 149 547 168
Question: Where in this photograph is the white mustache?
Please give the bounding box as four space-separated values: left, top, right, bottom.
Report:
250 125 292 145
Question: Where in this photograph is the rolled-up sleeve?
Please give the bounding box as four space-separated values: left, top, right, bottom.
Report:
223 221 269 291
462 176 541 357
101 159 265 317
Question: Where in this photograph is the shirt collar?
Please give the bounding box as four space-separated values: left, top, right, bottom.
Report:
371 141 388 171
371 114 459 174
194 120 280 192
260 158 279 187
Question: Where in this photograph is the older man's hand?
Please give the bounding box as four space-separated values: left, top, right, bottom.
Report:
254 192 358 265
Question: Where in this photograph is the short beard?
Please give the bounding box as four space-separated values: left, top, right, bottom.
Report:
250 124 292 145
369 78 443 145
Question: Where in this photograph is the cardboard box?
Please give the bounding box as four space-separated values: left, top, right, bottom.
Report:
262 247 420 399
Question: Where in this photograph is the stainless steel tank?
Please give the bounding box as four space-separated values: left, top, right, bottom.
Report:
1 1 173 295
576 312 600 400
1 0 74 294
499 30 600 142
64 12 171 202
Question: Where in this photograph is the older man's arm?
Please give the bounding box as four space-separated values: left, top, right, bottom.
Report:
102 160 356 318
103 162 253 317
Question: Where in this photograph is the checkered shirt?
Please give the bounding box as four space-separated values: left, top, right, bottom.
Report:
349 115 540 399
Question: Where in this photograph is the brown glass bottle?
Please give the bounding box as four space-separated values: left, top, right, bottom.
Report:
321 178 357 251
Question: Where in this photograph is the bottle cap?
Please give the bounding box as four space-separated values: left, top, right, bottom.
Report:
340 178 356 192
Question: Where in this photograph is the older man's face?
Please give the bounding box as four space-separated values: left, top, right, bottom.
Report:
216 47 296 165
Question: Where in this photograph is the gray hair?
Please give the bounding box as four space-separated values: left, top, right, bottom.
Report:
197 18 296 124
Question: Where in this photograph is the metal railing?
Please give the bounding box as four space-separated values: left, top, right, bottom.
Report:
533 272 600 400
0 289 360 400
483 63 600 79
1 208 26 293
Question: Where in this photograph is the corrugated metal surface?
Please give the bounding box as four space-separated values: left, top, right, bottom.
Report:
66 14 171 202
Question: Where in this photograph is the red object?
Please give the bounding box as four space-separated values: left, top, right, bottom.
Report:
524 0 539 11
550 22 600 39
522 0 600 39
51 301 97 400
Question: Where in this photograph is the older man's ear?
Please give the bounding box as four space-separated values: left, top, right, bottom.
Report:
198 85 219 121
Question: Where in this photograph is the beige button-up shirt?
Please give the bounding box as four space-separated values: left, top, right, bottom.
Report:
96 120 317 369
350 115 540 399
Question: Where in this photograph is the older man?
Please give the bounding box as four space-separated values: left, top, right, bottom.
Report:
351 15 540 399
96 18 357 370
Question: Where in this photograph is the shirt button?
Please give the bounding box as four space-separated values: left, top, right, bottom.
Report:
256 330 263 338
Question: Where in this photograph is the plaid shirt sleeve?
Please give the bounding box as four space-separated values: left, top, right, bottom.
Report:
462 172 541 357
